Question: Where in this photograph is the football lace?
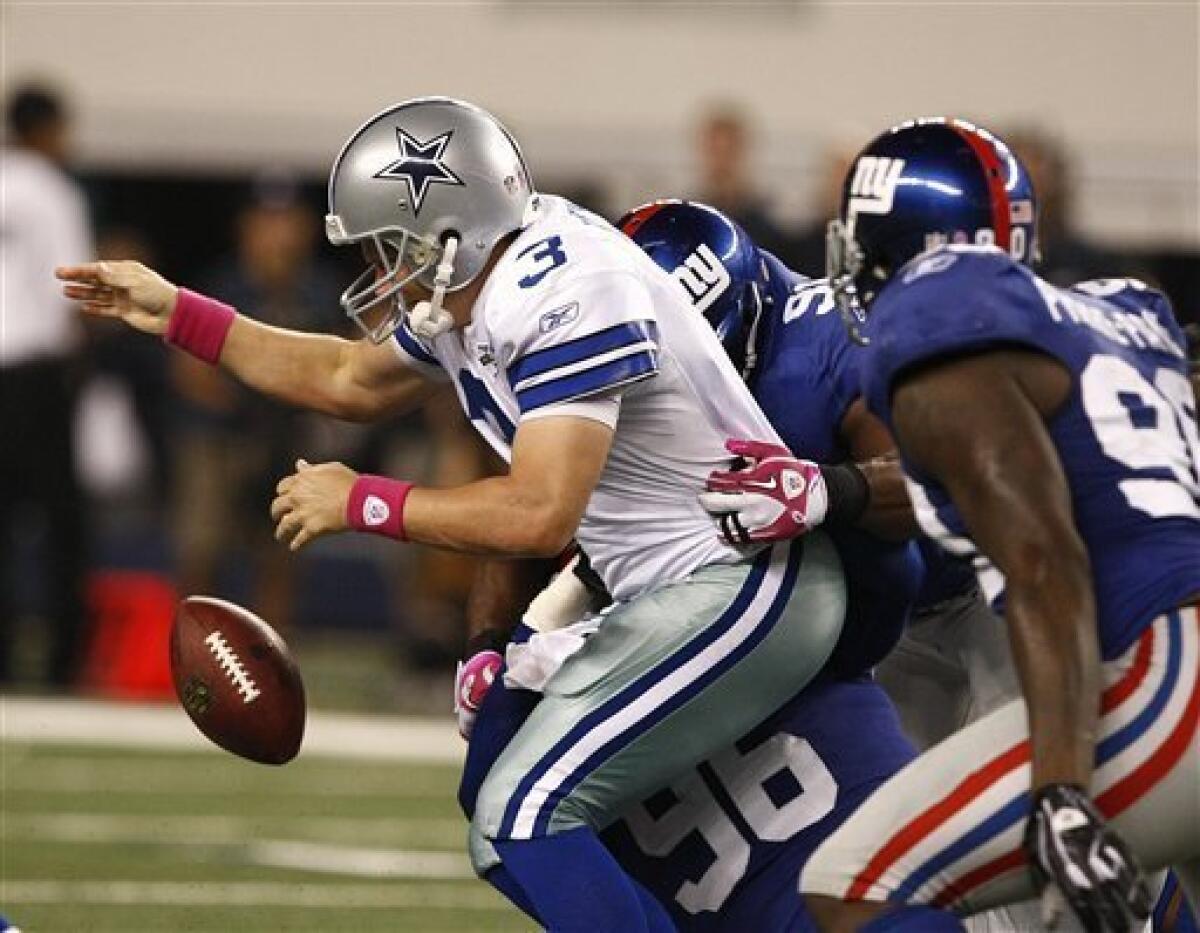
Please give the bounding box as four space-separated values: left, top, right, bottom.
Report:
204 631 263 704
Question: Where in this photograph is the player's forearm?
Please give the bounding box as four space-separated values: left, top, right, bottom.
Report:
217 316 372 420
403 477 582 557
1005 544 1101 791
853 455 920 540
464 557 558 650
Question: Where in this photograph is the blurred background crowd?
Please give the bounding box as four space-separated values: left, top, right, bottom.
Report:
3 2 1196 713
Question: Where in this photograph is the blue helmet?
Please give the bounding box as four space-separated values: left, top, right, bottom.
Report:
618 199 767 377
827 118 1037 340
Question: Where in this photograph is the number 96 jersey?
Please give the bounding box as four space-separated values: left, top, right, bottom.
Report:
861 245 1200 660
601 677 915 931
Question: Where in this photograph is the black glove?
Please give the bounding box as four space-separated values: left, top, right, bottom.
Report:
1023 783 1153 932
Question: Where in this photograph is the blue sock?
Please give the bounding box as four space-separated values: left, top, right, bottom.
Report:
860 905 966 931
483 864 542 924
494 827 672 932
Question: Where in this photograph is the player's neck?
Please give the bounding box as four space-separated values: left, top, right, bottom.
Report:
445 231 521 328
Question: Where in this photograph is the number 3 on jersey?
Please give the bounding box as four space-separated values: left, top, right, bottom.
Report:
622 734 836 915
517 235 568 288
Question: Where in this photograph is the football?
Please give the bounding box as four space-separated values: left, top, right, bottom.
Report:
169 596 306 765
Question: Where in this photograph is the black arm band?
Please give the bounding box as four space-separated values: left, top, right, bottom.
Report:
819 462 871 526
464 626 508 659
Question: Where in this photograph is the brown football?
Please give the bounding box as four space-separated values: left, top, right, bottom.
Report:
169 596 306 765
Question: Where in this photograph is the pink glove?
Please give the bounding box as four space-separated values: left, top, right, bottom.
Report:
700 439 829 546
454 649 503 740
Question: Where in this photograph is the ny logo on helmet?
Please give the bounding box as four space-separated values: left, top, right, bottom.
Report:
374 128 465 215
848 157 906 217
673 243 732 313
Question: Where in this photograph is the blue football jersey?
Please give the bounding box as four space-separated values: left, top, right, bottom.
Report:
602 678 916 932
862 245 1200 659
751 252 924 675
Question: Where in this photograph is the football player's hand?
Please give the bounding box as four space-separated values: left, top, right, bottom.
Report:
271 459 357 551
56 261 179 336
454 649 503 740
699 439 828 546
1024 783 1152 932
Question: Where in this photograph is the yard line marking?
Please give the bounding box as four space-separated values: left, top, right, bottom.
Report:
1 697 464 763
2 880 507 910
3 759 454 796
247 840 474 879
3 813 466 849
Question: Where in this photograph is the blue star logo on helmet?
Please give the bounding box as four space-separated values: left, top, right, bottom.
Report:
374 128 464 215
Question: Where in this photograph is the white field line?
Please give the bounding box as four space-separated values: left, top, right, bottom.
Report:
2 880 507 910
0 696 464 763
3 812 466 849
247 840 474 879
2 758 454 796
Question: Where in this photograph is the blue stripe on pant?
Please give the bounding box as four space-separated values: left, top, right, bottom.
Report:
472 533 846 851
890 611 1182 903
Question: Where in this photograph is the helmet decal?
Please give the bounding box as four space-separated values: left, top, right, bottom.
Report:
673 243 733 313
618 200 767 379
949 122 1011 251
373 127 465 215
826 117 1038 339
848 156 906 220
325 97 537 342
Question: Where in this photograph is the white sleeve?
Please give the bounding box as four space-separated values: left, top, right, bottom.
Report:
520 396 621 429
500 269 659 419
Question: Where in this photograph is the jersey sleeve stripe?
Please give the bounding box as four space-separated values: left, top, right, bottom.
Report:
516 349 658 414
507 320 658 386
394 321 441 369
511 339 659 394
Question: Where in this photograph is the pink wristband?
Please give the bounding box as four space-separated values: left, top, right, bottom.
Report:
347 475 413 541
164 288 236 365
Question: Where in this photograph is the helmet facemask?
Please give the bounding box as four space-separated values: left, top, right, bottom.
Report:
825 218 870 347
332 221 461 344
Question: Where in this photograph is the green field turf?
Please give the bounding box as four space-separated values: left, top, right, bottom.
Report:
1 741 533 932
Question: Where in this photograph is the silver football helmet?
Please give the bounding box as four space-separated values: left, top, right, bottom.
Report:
326 97 537 342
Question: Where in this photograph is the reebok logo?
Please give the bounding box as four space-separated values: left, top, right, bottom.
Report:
363 495 390 527
539 302 579 334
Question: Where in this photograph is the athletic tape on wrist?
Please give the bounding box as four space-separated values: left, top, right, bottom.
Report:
347 475 413 541
164 288 237 365
821 462 870 525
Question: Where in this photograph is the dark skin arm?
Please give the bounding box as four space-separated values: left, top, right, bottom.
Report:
464 554 560 653
838 398 920 540
890 347 1097 791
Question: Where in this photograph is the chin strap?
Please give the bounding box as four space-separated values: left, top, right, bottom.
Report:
408 235 459 340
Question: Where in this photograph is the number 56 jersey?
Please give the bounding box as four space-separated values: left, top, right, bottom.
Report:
861 245 1200 660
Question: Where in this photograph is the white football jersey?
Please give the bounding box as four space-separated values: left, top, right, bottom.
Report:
390 196 784 601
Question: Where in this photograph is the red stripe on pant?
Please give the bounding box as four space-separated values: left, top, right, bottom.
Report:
934 614 1198 908
845 623 1157 901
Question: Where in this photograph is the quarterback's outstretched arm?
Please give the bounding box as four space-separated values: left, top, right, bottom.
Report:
889 347 1098 792
57 261 436 421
